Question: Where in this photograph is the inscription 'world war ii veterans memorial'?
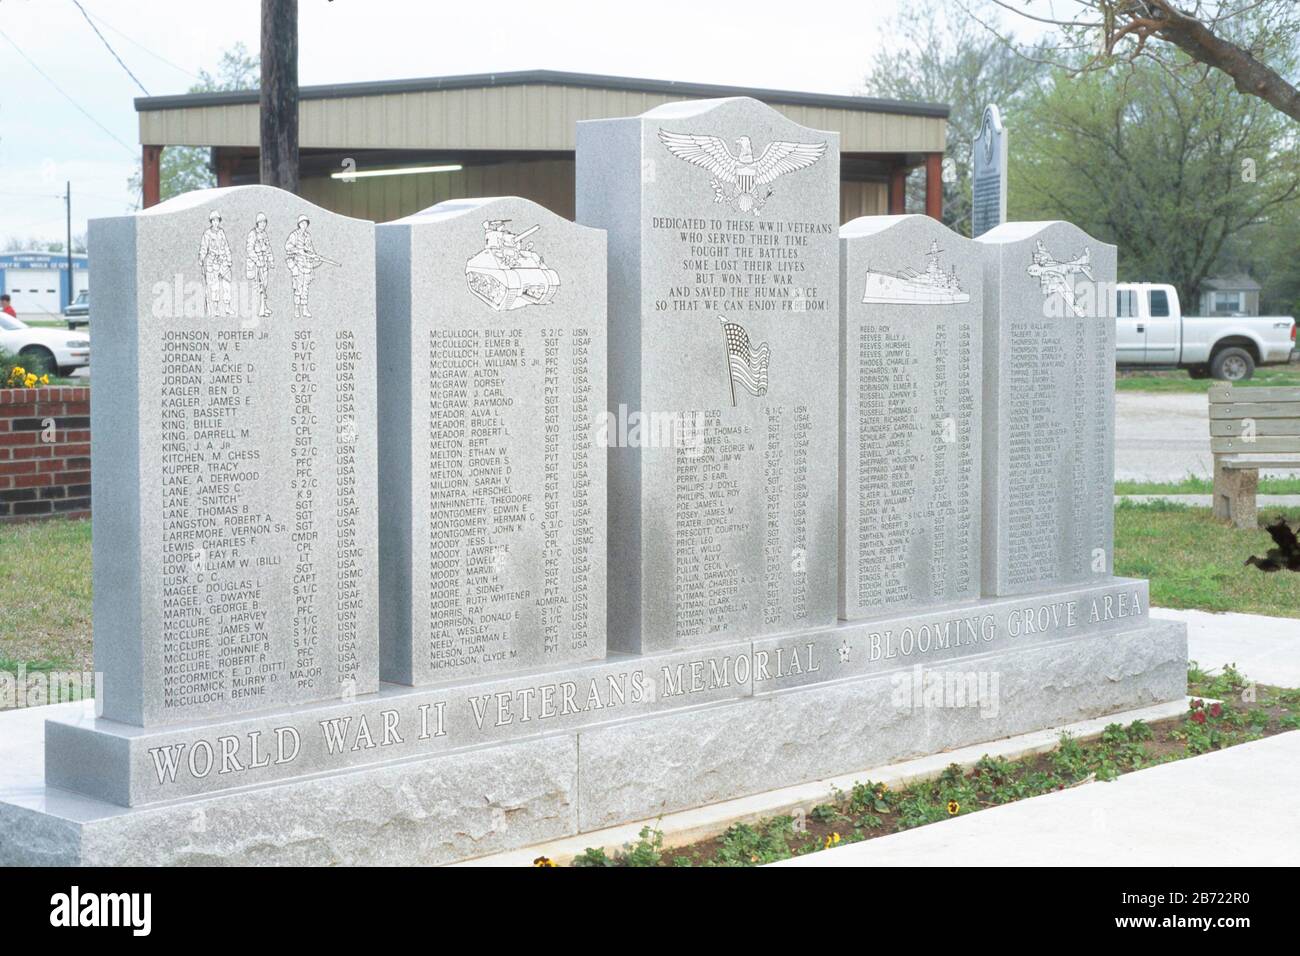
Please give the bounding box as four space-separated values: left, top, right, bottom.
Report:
0 95 1186 868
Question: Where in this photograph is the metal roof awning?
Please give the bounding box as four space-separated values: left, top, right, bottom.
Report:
135 68 950 118
135 69 949 155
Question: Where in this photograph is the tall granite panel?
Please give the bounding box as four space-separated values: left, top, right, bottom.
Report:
839 215 982 620
87 185 378 726
978 221 1116 596
376 197 607 684
577 96 840 653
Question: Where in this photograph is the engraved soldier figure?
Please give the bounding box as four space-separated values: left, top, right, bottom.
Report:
244 212 274 318
198 210 234 316
284 214 338 318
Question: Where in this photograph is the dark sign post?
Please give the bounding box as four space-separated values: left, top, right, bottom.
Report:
971 104 1007 238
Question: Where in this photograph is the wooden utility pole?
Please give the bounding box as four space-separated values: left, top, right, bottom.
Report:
260 0 299 192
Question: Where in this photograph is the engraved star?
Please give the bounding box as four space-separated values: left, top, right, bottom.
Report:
837 642 851 664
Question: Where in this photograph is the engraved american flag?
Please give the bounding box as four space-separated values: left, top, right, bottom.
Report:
719 315 770 404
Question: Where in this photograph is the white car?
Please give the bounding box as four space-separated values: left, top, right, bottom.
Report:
0 313 90 376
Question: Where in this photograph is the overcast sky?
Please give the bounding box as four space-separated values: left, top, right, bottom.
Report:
0 0 924 245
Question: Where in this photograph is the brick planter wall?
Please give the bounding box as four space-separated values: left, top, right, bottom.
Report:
0 387 91 522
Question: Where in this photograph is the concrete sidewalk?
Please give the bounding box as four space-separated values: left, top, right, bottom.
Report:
1151 607 1300 688
774 731 1300 867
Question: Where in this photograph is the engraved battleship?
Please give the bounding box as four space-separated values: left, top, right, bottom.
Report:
861 239 969 305
464 219 561 311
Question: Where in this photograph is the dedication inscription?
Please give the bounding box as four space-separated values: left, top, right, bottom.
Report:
977 220 1116 597
376 198 607 684
839 215 982 620
89 185 378 726
577 97 840 654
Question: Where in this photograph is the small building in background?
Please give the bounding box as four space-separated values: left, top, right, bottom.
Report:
134 70 949 223
1198 274 1262 316
0 252 88 318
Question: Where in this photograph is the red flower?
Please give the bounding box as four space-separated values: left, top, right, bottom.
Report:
1191 699 1204 710
1191 710 1207 725
1209 702 1223 718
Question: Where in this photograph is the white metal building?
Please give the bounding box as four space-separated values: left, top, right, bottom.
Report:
0 252 88 318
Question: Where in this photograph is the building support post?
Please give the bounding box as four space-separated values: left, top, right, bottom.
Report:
888 165 908 215
142 145 162 209
925 152 943 221
214 149 237 188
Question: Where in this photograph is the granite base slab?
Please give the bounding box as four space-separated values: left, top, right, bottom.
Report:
2 611 1185 866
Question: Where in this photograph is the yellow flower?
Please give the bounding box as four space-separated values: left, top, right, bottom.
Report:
946 800 960 815
823 832 841 849
24 374 36 388
532 856 556 867
40 374 49 385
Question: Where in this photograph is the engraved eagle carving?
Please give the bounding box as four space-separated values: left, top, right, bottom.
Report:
658 130 827 214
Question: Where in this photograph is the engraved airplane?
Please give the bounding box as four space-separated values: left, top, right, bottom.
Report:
658 130 826 214
1026 239 1093 317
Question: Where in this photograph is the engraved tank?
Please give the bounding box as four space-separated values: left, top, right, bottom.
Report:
464 220 561 311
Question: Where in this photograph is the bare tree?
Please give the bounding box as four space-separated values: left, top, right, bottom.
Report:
958 1 1300 121
862 6 1049 234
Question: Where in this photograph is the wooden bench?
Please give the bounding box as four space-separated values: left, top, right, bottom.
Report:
1209 384 1300 528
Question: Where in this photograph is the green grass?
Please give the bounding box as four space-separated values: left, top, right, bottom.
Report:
0 518 92 670
1115 475 1300 495
1114 501 1300 617
1116 364 1300 393
572 665 1300 866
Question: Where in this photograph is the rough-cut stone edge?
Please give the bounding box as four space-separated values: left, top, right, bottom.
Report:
574 620 1186 831
457 694 1197 867
78 734 578 867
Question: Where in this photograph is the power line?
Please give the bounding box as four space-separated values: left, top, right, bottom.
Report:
70 0 149 95
81 5 202 83
0 188 131 205
0 26 136 155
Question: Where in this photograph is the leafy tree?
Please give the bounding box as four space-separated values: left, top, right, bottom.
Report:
1010 41 1300 307
128 43 259 205
861 5 1049 234
1250 214 1300 315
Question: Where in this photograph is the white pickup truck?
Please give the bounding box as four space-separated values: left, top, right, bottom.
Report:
1115 282 1295 380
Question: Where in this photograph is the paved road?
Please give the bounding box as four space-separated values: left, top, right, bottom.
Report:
1115 392 1215 481
775 731 1300 866
1115 391 1297 482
